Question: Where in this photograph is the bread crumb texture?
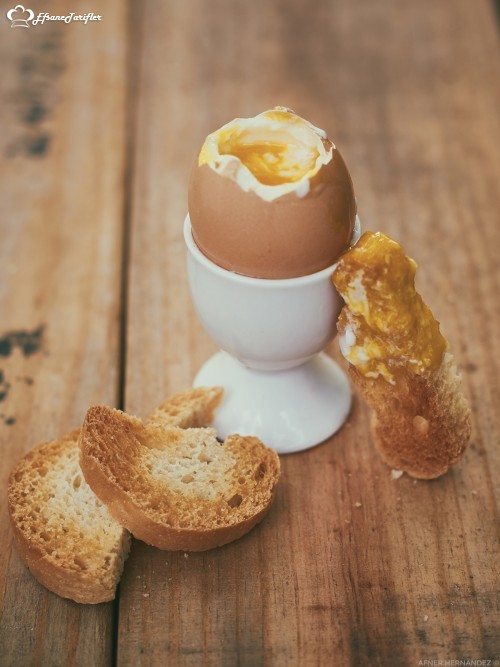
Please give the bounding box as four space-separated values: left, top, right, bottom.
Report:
81 407 280 533
349 352 471 478
8 429 129 599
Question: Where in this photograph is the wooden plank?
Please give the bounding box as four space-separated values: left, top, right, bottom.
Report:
0 2 128 665
122 0 500 664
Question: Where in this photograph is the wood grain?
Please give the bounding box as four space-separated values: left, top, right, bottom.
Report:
120 0 500 665
0 1 128 664
0 0 498 665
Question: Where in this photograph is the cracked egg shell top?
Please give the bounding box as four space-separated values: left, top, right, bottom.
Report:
188 108 357 279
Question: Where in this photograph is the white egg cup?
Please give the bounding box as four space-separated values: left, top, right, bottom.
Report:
185 214 360 454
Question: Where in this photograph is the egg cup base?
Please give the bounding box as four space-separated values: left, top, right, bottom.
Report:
193 350 352 454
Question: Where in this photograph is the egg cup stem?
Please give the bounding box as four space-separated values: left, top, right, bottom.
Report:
193 350 351 454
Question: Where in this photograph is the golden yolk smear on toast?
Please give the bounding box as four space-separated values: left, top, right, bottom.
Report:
332 231 447 382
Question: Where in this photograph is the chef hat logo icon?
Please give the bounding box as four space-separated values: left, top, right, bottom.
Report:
6 4 34 28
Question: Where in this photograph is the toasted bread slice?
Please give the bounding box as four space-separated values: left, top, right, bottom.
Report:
343 351 471 478
7 386 224 603
8 429 131 604
147 386 224 428
332 231 471 479
79 406 280 551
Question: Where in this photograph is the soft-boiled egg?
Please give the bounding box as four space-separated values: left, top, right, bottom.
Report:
188 107 356 279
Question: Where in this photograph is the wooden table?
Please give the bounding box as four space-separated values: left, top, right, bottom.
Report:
1 1 499 665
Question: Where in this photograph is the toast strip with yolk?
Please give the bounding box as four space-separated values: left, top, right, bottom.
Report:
332 231 471 479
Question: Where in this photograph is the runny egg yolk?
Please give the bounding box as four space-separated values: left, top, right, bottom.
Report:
332 231 447 382
218 137 317 185
198 109 326 187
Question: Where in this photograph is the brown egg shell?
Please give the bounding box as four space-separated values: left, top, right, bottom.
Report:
188 147 356 279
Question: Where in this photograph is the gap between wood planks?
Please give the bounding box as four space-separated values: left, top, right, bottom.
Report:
113 2 144 665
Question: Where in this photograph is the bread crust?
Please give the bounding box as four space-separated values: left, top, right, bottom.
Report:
79 407 280 551
9 518 122 604
147 386 224 429
8 430 130 604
